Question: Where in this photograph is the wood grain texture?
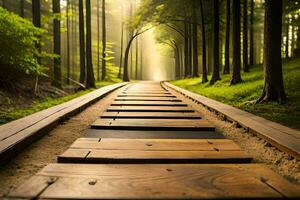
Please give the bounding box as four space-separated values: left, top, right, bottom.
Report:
68 138 240 151
106 106 195 112
91 119 215 131
114 97 182 102
110 101 188 106
9 164 300 199
118 94 177 97
58 138 251 164
101 112 202 119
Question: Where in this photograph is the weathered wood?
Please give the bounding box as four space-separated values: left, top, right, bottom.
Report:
58 149 252 163
115 97 182 102
69 138 242 151
122 91 171 94
86 129 225 139
58 138 251 164
118 94 177 97
111 101 188 107
0 82 127 165
164 82 300 160
106 106 195 112
101 112 201 119
91 118 215 131
9 164 300 199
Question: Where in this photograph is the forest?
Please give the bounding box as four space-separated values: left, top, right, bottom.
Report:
0 0 299 129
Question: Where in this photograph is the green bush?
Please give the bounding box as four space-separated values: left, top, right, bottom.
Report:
0 7 46 87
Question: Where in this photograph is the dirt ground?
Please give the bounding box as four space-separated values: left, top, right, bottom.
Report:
168 86 300 185
0 83 299 197
0 87 124 197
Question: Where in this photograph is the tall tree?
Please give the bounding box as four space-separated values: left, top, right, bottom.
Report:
32 0 41 27
102 0 106 80
66 0 70 84
184 18 189 77
97 0 100 81
249 0 254 66
20 0 25 18
192 0 199 77
79 0 85 84
223 0 230 74
231 0 242 85
32 0 41 65
85 0 95 88
243 0 249 72
52 0 62 88
285 19 289 58
210 0 220 84
258 0 286 102
200 0 208 83
135 36 139 79
118 21 124 78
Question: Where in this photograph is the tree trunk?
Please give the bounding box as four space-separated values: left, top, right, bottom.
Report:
135 36 138 79
210 0 220 85
66 0 70 84
188 19 192 77
285 22 289 58
230 0 242 85
258 0 286 103
32 0 41 64
243 0 249 72
192 1 199 77
102 0 107 80
97 0 100 81
118 22 124 78
140 36 143 80
249 0 254 66
123 37 135 82
85 0 95 88
174 42 181 79
32 0 41 27
20 0 25 18
79 0 86 84
184 19 189 77
223 0 230 74
200 0 208 83
52 0 62 89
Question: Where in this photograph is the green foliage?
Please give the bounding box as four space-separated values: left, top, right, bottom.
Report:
0 81 120 125
171 58 300 130
0 7 49 87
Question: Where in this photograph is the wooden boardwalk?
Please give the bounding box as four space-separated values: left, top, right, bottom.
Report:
8 82 300 199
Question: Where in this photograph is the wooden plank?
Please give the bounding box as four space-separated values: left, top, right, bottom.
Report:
122 91 171 94
91 118 215 131
85 129 225 139
111 101 188 107
114 97 182 102
9 164 300 199
164 82 300 160
101 112 201 119
118 94 177 97
106 106 195 112
58 149 252 164
68 138 241 151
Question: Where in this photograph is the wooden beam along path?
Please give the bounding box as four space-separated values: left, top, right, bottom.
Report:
9 82 300 199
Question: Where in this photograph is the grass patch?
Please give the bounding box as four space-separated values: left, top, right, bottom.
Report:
0 76 122 125
171 58 300 130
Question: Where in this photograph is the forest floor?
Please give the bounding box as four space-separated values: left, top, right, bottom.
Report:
171 57 300 130
0 79 121 125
